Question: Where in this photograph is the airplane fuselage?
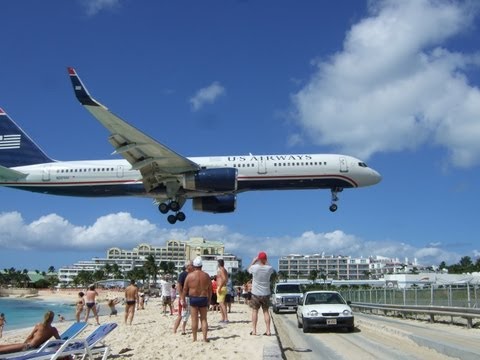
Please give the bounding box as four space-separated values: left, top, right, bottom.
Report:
1 153 380 199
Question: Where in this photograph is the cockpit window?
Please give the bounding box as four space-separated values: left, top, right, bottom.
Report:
358 162 368 168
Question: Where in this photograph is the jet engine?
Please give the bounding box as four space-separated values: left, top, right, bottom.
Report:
183 168 237 192
192 194 236 213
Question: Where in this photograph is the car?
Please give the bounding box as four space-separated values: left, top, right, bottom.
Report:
296 290 354 333
272 282 303 313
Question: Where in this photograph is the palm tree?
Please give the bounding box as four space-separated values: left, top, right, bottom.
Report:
48 266 56 274
143 255 159 289
111 264 123 279
308 269 318 284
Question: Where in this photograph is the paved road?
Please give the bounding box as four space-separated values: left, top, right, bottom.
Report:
272 311 480 360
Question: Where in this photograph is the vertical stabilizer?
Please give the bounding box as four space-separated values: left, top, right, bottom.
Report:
0 108 54 167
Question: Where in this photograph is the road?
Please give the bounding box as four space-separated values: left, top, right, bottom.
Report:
272 311 480 360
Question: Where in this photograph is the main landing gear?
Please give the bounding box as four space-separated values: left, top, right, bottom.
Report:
329 187 343 212
158 200 186 224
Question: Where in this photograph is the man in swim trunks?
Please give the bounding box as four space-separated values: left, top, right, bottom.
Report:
182 256 212 342
0 310 60 355
125 279 139 325
84 285 100 325
216 258 229 323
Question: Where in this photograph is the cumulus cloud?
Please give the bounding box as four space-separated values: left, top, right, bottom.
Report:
189 82 226 111
81 0 122 16
0 211 463 266
292 0 480 168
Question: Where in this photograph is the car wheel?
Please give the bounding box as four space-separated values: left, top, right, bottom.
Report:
297 315 302 328
302 317 309 333
347 325 355 332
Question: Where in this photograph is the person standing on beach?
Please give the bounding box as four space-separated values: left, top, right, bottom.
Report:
159 276 173 315
173 261 193 335
182 256 212 342
216 259 229 323
125 279 139 325
84 285 100 325
248 251 274 336
0 313 6 338
75 292 85 322
0 310 60 355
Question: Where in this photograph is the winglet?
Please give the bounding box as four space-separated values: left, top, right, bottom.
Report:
67 67 106 108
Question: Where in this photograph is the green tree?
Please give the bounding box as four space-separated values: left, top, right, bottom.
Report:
308 269 318 283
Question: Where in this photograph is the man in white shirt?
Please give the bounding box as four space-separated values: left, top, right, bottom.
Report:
248 251 274 336
159 276 173 315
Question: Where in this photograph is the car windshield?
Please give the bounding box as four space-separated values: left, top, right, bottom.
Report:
305 293 345 305
276 284 301 293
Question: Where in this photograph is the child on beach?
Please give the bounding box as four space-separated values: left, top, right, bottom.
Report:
0 313 6 338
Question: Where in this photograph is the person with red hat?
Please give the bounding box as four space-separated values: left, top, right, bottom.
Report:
247 251 274 336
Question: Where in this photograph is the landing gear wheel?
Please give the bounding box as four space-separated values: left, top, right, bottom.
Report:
176 212 186 222
329 204 338 212
159 203 170 214
170 201 180 212
167 214 177 224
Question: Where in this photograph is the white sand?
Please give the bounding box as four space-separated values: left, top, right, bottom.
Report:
0 290 279 359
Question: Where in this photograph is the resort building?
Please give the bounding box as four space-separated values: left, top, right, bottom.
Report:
57 237 240 286
278 254 415 280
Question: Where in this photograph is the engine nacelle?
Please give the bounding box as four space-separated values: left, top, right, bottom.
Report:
192 194 236 213
183 168 237 192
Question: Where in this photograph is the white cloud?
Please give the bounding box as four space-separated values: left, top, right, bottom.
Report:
81 0 122 16
189 82 226 111
292 0 480 168
0 211 464 266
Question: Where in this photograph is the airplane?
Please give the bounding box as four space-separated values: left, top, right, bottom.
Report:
0 68 382 224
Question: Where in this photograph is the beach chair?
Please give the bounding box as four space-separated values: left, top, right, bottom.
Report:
0 322 88 359
59 322 88 341
6 322 117 360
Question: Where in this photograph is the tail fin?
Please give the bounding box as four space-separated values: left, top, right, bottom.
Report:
0 108 54 167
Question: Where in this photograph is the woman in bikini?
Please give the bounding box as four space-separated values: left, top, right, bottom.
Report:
75 292 85 322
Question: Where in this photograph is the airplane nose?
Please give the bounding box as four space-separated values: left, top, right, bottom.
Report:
370 169 382 185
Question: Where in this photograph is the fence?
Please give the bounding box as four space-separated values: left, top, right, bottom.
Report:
339 283 480 308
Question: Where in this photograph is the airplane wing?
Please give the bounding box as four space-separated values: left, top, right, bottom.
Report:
67 67 200 192
0 165 27 181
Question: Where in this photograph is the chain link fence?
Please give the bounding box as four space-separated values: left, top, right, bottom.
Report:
339 284 480 308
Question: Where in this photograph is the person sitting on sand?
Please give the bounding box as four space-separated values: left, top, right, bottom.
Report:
107 297 120 316
0 313 6 338
0 310 60 355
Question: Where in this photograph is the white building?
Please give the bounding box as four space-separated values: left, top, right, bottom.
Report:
57 237 241 286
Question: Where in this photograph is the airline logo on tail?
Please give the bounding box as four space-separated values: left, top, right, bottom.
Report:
0 134 21 149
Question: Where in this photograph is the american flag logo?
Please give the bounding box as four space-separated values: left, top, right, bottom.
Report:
0 134 21 149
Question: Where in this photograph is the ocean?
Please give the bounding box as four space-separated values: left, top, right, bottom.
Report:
0 297 76 331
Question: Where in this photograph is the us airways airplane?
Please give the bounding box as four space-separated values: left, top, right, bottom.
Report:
0 68 381 224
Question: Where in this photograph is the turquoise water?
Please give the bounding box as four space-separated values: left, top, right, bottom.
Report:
0 297 76 331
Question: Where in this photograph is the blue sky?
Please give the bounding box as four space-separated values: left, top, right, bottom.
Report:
1 0 480 271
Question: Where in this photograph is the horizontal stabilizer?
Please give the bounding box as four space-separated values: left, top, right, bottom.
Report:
0 165 27 180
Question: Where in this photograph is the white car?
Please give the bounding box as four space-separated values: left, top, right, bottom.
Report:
296 291 354 333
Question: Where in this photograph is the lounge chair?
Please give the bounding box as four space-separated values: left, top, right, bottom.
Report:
5 322 117 360
59 322 88 341
0 322 87 359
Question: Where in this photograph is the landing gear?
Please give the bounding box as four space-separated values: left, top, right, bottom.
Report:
329 187 343 212
158 199 186 224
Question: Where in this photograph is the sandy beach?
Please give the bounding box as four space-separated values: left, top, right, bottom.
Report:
0 290 279 359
